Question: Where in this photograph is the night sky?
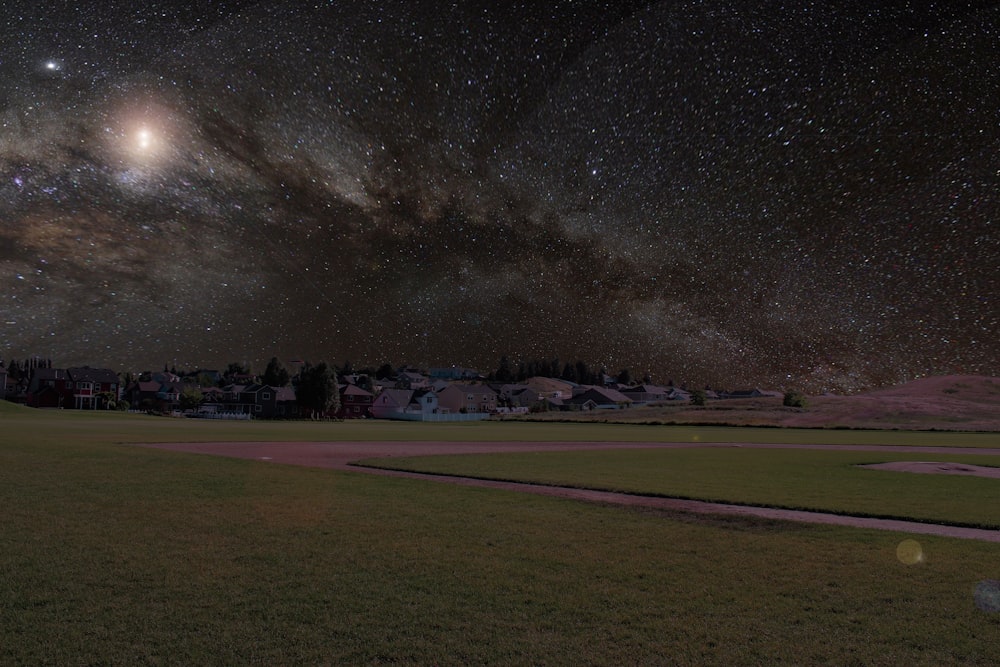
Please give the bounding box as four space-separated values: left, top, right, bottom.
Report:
1 1 997 392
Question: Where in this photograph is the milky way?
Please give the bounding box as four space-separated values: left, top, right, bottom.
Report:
1 1 997 391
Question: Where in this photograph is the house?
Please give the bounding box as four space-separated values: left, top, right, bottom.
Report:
620 384 672 404
371 388 440 419
394 371 429 390
496 384 541 409
240 384 277 417
664 387 691 402
371 388 415 419
26 368 67 408
538 396 565 411
126 380 163 409
27 367 121 409
717 388 774 400
523 376 575 399
338 384 374 419
565 386 634 410
437 383 498 414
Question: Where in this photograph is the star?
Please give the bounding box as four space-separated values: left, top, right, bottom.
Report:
136 128 154 151
0 2 995 391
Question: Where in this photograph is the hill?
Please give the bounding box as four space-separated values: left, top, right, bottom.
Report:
520 376 1000 431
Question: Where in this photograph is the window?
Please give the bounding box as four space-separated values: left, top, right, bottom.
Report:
263 393 271 400
66 381 73 389
254 405 262 413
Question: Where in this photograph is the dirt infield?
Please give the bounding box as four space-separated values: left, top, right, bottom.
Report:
141 440 1000 543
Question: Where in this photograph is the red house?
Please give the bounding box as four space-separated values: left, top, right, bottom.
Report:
27 367 121 409
338 384 374 418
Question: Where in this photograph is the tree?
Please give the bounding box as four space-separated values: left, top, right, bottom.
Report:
494 355 514 383
616 368 632 386
690 389 706 406
375 363 395 380
783 390 808 408
561 362 578 383
262 356 291 387
226 361 251 378
296 362 339 419
179 386 203 411
356 374 376 393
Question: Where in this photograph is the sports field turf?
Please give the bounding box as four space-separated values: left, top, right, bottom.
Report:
2 406 998 664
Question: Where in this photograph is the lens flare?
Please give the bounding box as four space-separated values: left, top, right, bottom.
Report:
896 539 924 565
974 580 1000 613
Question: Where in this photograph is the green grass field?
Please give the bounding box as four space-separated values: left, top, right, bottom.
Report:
359 446 1000 529
2 406 999 664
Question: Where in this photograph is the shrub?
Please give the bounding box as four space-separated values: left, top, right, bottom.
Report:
783 391 808 408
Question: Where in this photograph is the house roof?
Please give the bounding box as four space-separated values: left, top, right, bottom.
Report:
443 383 497 397
377 388 414 407
621 384 669 395
524 376 575 394
570 386 633 405
341 384 373 397
66 366 121 384
32 368 67 382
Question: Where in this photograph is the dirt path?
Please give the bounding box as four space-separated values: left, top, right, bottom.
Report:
140 440 1000 543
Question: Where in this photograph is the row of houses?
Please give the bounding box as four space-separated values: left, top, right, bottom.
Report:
7 361 775 419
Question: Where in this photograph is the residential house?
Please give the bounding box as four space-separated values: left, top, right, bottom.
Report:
238 384 299 418
338 384 374 419
371 388 440 419
371 388 413 419
621 384 677 405
126 380 163 409
437 383 498 414
664 387 691 402
27 367 121 409
394 371 429 390
523 376 575 400
717 388 780 400
565 386 634 410
496 384 541 409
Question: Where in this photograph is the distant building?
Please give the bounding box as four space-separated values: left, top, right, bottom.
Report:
437 383 498 414
27 367 120 409
338 384 374 419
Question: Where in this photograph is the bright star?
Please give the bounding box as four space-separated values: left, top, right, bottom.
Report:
136 128 154 151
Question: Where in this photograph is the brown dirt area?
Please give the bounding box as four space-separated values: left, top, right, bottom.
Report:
143 440 1000 543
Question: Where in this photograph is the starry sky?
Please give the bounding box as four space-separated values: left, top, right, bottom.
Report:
1 1 997 392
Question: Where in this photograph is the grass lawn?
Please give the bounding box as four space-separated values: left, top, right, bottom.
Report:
359 446 1000 529
2 406 999 664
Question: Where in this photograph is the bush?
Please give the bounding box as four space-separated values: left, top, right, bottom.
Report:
690 389 706 406
783 391 808 408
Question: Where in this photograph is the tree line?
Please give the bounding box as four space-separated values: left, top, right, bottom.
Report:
489 355 652 386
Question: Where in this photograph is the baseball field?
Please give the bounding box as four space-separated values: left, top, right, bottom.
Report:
2 402 998 664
